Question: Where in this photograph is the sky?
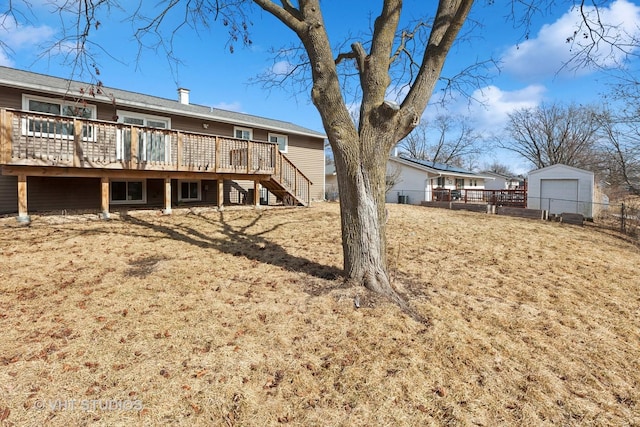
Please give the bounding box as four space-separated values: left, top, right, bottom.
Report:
2 0 640 174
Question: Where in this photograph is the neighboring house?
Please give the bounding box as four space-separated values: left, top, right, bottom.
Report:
386 155 494 205
325 163 338 201
527 164 595 218
481 171 525 191
0 66 326 220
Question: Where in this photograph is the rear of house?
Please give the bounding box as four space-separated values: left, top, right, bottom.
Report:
0 67 326 218
386 155 491 205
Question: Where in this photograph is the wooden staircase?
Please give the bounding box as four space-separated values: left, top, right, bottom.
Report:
260 150 312 206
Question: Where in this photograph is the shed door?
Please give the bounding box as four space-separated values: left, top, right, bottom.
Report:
540 179 578 214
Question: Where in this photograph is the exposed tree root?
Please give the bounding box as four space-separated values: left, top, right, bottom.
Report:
347 278 430 325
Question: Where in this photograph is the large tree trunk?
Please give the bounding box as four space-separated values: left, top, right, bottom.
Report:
333 132 393 295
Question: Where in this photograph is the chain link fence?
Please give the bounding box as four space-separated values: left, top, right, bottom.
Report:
388 188 639 242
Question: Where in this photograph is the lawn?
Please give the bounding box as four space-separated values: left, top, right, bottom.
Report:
0 203 638 426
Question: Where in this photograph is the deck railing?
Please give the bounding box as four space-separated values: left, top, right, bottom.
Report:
0 109 285 175
431 188 526 207
0 108 312 205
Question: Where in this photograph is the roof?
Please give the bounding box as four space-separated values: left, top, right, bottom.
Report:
0 66 327 139
398 154 472 174
392 155 494 179
481 171 523 181
528 163 594 177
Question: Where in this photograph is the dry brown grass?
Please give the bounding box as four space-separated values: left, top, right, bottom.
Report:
0 203 639 426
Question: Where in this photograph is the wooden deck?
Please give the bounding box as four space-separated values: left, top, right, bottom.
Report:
0 109 312 217
432 188 526 208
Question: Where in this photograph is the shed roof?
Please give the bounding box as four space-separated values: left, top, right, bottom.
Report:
528 163 594 177
0 66 327 139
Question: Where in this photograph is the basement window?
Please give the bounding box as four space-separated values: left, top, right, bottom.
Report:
110 180 146 204
179 181 201 202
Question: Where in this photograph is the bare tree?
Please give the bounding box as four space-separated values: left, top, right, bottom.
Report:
500 102 602 169
4 1 619 307
596 107 640 195
484 161 516 177
397 114 483 167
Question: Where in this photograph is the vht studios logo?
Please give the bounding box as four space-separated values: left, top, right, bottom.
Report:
34 399 144 412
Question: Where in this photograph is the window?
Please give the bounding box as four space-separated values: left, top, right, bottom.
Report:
116 111 171 162
436 176 445 187
269 133 288 153
455 178 465 189
234 127 253 140
22 95 96 139
179 181 201 202
110 180 146 204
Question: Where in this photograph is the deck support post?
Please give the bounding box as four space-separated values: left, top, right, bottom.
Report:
163 178 172 215
17 174 30 223
100 177 110 219
254 180 261 208
217 179 224 210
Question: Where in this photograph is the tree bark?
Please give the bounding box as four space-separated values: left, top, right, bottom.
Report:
333 131 392 294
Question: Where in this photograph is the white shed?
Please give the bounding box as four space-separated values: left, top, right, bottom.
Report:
527 164 595 218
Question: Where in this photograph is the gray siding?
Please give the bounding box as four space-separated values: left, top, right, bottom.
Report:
0 87 23 110
27 177 101 213
0 175 18 214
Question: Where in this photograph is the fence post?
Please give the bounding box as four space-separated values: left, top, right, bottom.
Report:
621 202 626 233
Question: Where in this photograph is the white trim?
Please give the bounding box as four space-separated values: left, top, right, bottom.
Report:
116 110 171 129
178 180 201 202
116 110 171 163
22 94 97 118
234 126 253 140
269 132 288 153
110 179 147 204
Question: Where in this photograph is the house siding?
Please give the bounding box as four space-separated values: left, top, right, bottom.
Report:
283 135 325 201
0 175 18 214
0 87 23 110
27 177 101 212
386 162 430 205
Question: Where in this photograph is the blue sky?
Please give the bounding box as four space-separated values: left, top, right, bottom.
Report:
2 0 639 173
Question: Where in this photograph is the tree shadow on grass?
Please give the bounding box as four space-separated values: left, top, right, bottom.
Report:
119 210 344 295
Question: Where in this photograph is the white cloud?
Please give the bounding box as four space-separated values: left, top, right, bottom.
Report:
0 49 13 66
424 84 546 134
271 60 294 76
0 14 55 50
470 85 546 131
502 0 640 80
